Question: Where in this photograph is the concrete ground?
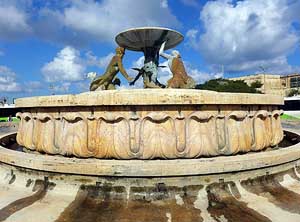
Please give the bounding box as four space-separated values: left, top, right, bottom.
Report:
0 123 300 221
0 123 18 134
1 160 300 222
282 119 300 131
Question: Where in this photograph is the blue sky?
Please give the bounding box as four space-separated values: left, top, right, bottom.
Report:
0 0 299 101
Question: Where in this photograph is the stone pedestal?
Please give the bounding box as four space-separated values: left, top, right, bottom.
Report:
15 89 284 159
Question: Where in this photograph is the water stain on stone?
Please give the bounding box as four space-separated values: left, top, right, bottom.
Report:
55 184 203 222
74 178 94 184
206 182 271 222
0 178 55 221
26 179 33 187
8 174 16 185
241 172 300 214
268 168 300 183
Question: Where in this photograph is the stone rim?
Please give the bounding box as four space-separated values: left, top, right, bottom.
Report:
0 131 299 177
15 89 284 108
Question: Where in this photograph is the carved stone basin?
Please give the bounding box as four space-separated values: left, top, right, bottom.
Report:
115 27 183 51
15 89 284 159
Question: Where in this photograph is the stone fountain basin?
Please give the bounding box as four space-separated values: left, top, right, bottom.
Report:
15 89 284 159
0 130 298 177
115 27 184 51
1 127 300 221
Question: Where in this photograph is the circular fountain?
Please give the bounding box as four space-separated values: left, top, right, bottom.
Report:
0 27 300 221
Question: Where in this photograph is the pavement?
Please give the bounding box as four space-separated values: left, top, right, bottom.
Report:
282 119 300 131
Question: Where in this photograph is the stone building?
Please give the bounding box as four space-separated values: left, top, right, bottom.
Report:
229 73 300 96
280 74 300 93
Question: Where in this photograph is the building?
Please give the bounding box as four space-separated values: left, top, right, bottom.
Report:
229 73 300 96
280 73 300 93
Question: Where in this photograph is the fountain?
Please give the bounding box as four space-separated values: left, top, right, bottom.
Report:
15 27 285 159
0 27 300 221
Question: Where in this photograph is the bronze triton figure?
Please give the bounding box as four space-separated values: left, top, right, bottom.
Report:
90 47 133 91
159 41 196 89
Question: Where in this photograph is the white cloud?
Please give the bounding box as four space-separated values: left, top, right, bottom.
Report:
0 0 180 46
86 51 114 68
186 29 198 40
33 7 67 44
42 46 85 82
62 0 180 43
0 67 45 94
249 56 300 74
0 2 31 40
51 82 71 93
187 0 300 73
160 0 168 8
185 63 223 83
24 81 43 93
75 81 90 93
0 65 21 92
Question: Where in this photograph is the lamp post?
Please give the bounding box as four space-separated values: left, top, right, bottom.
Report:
259 66 266 93
49 84 54 95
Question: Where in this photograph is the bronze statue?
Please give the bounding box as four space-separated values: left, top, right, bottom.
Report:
90 47 133 91
130 66 165 88
159 42 196 89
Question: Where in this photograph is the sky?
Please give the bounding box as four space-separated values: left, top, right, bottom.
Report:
0 0 300 101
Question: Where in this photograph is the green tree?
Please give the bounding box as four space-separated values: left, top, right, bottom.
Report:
250 80 263 89
287 89 299 97
195 78 261 93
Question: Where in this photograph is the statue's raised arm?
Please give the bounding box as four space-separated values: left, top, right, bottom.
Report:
159 41 173 60
159 41 196 89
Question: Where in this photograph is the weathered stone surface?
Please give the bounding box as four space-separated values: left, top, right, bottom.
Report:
15 89 283 107
1 137 300 221
0 122 298 222
15 107 284 159
15 90 284 159
2 130 298 177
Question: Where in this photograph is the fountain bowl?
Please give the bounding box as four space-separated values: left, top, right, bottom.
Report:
15 89 284 159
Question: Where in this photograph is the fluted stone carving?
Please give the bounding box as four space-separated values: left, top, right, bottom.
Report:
16 108 284 159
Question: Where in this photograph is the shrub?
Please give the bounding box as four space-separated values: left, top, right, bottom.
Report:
195 78 261 93
287 89 299 97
